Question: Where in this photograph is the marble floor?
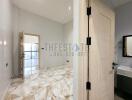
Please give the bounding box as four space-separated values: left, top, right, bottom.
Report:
4 65 73 100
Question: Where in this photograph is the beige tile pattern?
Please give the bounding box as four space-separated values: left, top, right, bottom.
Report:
4 65 73 100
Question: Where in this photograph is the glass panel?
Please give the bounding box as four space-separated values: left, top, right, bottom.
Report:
32 59 38 66
24 67 32 78
24 43 31 51
24 59 32 67
24 52 31 60
32 44 38 51
23 35 39 78
31 36 39 43
24 35 33 43
32 52 39 59
32 67 37 71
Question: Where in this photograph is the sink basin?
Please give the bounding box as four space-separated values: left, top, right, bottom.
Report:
117 66 132 78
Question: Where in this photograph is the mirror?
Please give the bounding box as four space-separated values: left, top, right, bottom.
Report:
123 35 132 57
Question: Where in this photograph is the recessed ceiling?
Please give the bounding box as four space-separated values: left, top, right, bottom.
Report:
12 0 73 24
103 0 132 8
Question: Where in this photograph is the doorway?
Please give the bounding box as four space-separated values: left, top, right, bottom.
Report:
23 34 40 78
19 33 40 78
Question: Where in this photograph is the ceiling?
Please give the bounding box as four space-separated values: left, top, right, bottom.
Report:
103 0 132 8
12 0 73 24
12 0 131 24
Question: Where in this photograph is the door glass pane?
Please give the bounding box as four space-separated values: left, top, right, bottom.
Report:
32 67 37 71
24 35 33 43
32 44 38 51
24 67 32 78
32 36 39 43
24 52 31 60
24 43 31 51
23 34 39 78
32 59 38 67
32 52 39 59
24 59 32 67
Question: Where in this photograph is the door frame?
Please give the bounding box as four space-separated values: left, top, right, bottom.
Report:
73 0 89 99
18 32 40 78
17 0 89 99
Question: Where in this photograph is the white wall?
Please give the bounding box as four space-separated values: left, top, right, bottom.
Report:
64 21 73 64
13 7 73 76
0 0 13 99
115 2 132 67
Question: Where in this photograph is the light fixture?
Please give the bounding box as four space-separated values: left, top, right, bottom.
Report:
4 41 7 46
68 6 71 11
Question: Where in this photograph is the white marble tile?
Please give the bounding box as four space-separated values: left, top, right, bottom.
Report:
4 65 73 100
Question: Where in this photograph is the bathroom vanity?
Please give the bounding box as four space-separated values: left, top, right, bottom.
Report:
117 66 132 95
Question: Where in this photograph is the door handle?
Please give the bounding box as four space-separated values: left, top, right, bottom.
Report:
112 62 118 69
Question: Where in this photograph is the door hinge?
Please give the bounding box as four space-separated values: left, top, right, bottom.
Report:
87 37 91 45
87 7 91 16
86 81 91 90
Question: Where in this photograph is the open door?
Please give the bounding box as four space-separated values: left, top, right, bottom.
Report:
88 0 115 100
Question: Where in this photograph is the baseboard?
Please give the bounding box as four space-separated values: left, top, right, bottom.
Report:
1 80 11 100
